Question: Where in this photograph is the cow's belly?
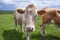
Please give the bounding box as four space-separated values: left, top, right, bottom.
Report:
53 17 60 25
51 20 55 23
48 19 60 25
47 20 55 24
48 20 60 28
51 20 60 25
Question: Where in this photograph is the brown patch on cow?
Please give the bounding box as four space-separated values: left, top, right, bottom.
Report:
39 8 60 36
17 9 25 14
47 10 56 17
53 16 60 25
37 10 46 15
41 9 60 24
42 13 52 24
57 10 60 13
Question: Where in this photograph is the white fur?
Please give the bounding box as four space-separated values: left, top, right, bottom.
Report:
51 20 55 23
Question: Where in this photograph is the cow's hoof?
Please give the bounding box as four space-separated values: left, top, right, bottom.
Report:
15 29 18 31
22 30 24 32
40 33 45 36
40 31 45 36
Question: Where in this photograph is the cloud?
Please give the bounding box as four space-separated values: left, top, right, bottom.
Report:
0 0 15 4
22 0 60 9
0 0 28 5
0 0 60 10
32 0 60 6
0 0 60 7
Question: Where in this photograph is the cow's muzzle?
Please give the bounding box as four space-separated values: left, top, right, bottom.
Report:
26 27 33 32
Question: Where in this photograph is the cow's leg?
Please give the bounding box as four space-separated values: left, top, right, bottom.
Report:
14 16 18 31
19 23 22 31
40 15 51 36
18 19 23 32
22 23 25 32
40 24 46 36
26 32 31 40
14 19 18 31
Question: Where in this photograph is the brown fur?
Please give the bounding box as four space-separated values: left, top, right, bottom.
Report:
38 10 46 15
38 8 60 36
47 10 56 17
57 10 60 13
38 8 60 25
17 9 25 14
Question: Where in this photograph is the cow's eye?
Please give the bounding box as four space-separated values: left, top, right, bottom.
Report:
35 15 37 17
30 11 32 13
34 15 37 18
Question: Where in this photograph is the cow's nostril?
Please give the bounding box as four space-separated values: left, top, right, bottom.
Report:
32 28 33 30
27 27 30 29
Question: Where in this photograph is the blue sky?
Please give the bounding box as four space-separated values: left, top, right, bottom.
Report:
0 0 60 11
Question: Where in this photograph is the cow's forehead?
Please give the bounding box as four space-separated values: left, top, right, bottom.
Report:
24 4 38 16
26 4 37 10
26 4 36 8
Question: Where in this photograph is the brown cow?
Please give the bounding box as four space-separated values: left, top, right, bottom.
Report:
38 7 60 36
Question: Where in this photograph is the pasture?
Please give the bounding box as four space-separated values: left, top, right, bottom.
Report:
0 11 60 40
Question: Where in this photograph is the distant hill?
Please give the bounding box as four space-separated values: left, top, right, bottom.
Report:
0 10 14 14
0 10 14 12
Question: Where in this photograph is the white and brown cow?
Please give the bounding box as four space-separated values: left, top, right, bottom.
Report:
14 4 38 40
38 7 60 36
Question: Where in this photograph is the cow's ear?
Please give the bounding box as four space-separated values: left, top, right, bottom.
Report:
57 10 60 13
17 9 25 14
37 10 46 15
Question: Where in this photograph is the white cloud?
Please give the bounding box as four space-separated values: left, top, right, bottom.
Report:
0 0 13 4
0 0 28 5
32 1 60 6
0 0 60 10
1 0 60 6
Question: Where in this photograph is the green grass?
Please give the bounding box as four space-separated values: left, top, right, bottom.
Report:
0 11 60 40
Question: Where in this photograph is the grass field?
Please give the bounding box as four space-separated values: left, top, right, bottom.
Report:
0 11 60 40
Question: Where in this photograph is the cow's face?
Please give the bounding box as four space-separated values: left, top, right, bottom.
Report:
25 4 38 32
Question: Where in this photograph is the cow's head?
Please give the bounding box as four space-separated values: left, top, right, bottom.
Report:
24 4 38 32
